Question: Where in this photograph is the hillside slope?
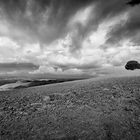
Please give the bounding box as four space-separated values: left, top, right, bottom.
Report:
0 76 140 140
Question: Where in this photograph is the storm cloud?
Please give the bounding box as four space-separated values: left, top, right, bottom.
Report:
0 0 140 77
106 5 140 45
0 0 130 46
0 0 95 44
106 0 140 46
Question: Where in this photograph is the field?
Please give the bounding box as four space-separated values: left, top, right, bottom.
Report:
0 76 140 140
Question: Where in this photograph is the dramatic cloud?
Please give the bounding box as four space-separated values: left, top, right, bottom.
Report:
0 0 129 44
0 0 95 43
0 0 139 78
106 6 140 45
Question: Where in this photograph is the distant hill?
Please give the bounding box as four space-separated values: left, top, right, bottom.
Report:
0 78 83 91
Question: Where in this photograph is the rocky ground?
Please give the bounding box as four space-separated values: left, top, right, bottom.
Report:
0 76 140 140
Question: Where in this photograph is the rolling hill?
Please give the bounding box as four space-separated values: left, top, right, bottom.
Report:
0 76 140 140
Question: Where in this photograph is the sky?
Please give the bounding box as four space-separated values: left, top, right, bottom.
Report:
0 0 140 79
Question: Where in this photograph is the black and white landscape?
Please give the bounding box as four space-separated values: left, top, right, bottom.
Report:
0 0 140 140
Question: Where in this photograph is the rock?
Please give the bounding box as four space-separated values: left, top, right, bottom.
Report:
103 88 110 91
31 103 42 106
43 96 51 103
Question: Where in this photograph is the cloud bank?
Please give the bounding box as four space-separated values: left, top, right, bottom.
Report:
0 62 39 72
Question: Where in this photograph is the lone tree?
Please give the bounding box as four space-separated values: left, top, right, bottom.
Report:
125 60 140 70
127 0 140 6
